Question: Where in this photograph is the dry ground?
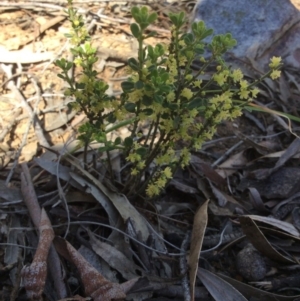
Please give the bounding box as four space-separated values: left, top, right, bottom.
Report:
1 1 300 301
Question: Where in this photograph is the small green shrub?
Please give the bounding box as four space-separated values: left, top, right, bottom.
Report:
55 0 282 198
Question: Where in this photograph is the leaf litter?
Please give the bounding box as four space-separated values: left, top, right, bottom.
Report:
1 1 300 301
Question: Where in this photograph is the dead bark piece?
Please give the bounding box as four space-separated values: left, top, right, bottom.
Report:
53 237 128 301
21 209 55 301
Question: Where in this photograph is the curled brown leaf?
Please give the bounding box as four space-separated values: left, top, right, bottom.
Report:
21 209 55 301
54 237 127 301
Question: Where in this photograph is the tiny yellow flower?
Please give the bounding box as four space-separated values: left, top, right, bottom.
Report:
251 88 260 98
180 147 191 167
239 80 248 89
193 80 202 88
74 57 82 66
163 167 172 179
146 183 160 197
179 56 188 66
156 177 166 188
269 56 282 69
167 91 175 102
239 89 250 99
131 168 139 176
181 88 193 100
64 89 71 96
137 161 145 170
214 72 227 86
270 70 281 80
126 153 140 163
185 74 193 81
231 69 243 82
230 108 242 118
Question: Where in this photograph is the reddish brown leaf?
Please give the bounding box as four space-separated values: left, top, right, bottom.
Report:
21 209 55 301
54 237 127 301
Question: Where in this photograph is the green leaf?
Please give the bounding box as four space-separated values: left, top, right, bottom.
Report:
66 62 73 71
140 6 149 17
169 13 178 26
75 82 85 89
140 22 150 30
136 147 147 157
130 23 140 38
169 11 185 27
160 72 169 82
128 57 139 71
144 83 153 92
55 59 64 68
147 45 154 58
142 108 154 115
194 44 204 54
187 97 204 110
167 103 178 110
183 33 194 44
178 11 185 23
201 28 214 39
107 114 116 124
131 6 140 19
155 44 165 56
121 81 135 92
57 74 66 80
124 137 133 148
147 12 157 24
114 137 122 145
94 132 107 143
159 85 171 93
135 80 144 89
154 94 163 104
124 102 136 113
142 95 153 106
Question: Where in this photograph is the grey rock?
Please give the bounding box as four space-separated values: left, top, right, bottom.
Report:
238 167 300 199
192 0 300 70
236 243 267 281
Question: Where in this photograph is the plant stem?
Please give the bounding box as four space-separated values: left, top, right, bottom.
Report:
149 114 160 152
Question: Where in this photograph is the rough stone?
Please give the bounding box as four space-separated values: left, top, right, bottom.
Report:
192 0 300 70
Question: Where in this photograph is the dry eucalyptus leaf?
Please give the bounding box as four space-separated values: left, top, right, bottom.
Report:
218 273 300 301
239 216 295 264
88 230 144 280
197 268 248 301
189 200 209 300
247 214 300 237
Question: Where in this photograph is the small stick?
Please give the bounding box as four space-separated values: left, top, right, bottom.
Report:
180 231 191 301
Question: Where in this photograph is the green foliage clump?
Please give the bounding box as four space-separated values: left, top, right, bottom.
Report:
55 1 282 198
